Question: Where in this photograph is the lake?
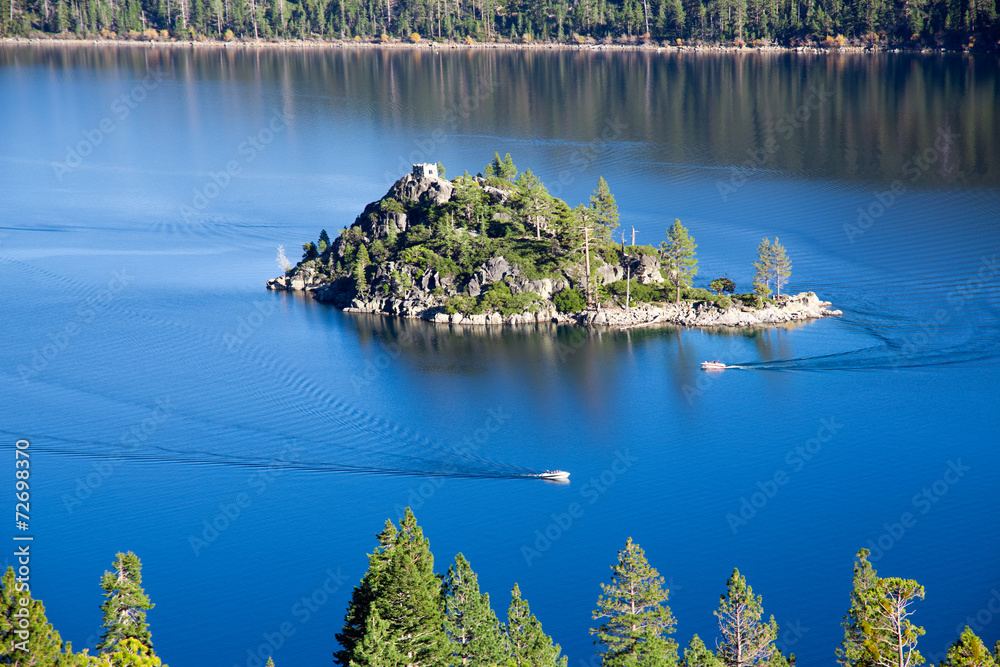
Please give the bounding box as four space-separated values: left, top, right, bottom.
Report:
1 44 998 667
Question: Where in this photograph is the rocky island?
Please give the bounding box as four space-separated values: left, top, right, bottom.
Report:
268 158 841 328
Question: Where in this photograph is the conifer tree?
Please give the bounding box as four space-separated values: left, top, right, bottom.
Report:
442 553 507 667
514 169 552 239
97 552 155 654
769 237 791 298
486 153 517 181
940 627 997 667
752 238 773 297
591 537 677 667
590 177 620 242
355 244 370 295
683 635 723 667
335 509 449 667
714 569 779 667
102 637 165 666
0 567 72 664
349 608 406 667
659 219 698 304
504 583 567 667
837 549 925 667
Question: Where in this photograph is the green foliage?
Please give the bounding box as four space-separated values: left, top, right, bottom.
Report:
436 162 446 178
319 229 331 247
753 238 774 298
682 287 716 301
606 280 663 304
380 198 406 215
709 277 736 295
355 244 370 294
683 635 723 667
504 583 567 667
940 627 997 667
717 296 733 309
590 177 620 243
98 552 155 653
334 509 449 667
591 537 678 667
101 638 165 667
302 242 319 261
445 295 481 315
659 219 698 304
443 554 507 667
486 153 517 182
737 293 763 309
769 238 792 298
553 287 587 313
479 282 541 316
715 569 780 667
0 567 72 664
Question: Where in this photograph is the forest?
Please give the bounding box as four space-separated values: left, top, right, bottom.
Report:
0 0 997 53
3 508 999 667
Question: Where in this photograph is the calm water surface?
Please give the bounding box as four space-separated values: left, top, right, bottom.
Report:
1 45 998 667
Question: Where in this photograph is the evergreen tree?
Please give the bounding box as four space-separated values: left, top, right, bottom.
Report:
319 228 331 253
590 176 620 243
504 583 567 667
714 569 779 667
349 608 406 667
940 627 997 667
485 152 517 181
97 552 155 654
354 244 370 295
335 509 449 667
0 567 72 664
752 238 773 298
102 637 165 667
683 635 723 667
769 237 791 298
837 549 879 667
591 537 678 667
837 549 924 667
659 219 698 304
514 169 552 239
442 553 507 667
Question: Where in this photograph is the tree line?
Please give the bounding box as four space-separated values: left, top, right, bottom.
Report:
1 0 996 52
4 511 999 667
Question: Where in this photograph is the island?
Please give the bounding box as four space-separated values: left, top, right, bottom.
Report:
267 158 841 328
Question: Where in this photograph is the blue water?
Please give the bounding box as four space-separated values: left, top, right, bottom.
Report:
1 45 999 667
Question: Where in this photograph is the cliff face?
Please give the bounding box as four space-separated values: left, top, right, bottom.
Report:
267 166 841 328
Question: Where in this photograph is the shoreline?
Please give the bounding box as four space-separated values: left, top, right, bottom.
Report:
1 35 989 56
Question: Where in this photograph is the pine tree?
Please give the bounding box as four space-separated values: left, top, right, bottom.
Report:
319 228 331 253
590 176 620 243
514 169 552 239
940 627 997 667
349 608 406 667
684 635 723 667
486 152 517 181
714 569 779 667
354 244 370 295
102 637 165 666
504 583 566 667
0 567 72 664
752 238 773 298
659 219 698 304
442 553 507 667
769 237 791 298
837 549 879 667
97 552 155 654
591 537 678 667
335 509 449 667
837 549 924 667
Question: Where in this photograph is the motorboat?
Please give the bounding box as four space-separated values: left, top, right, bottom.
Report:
701 360 726 370
538 470 571 480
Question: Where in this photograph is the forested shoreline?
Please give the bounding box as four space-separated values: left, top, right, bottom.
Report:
3 509 999 667
0 0 997 54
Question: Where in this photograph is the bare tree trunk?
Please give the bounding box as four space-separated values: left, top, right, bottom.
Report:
584 221 593 308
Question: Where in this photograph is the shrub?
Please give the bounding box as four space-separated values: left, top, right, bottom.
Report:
737 293 763 309
445 295 480 316
553 287 586 313
479 282 540 316
709 277 736 295
409 32 421 43
717 296 733 309
682 287 716 301
223 29 235 41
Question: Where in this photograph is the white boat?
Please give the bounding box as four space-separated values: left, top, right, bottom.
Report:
538 470 571 480
701 360 726 370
